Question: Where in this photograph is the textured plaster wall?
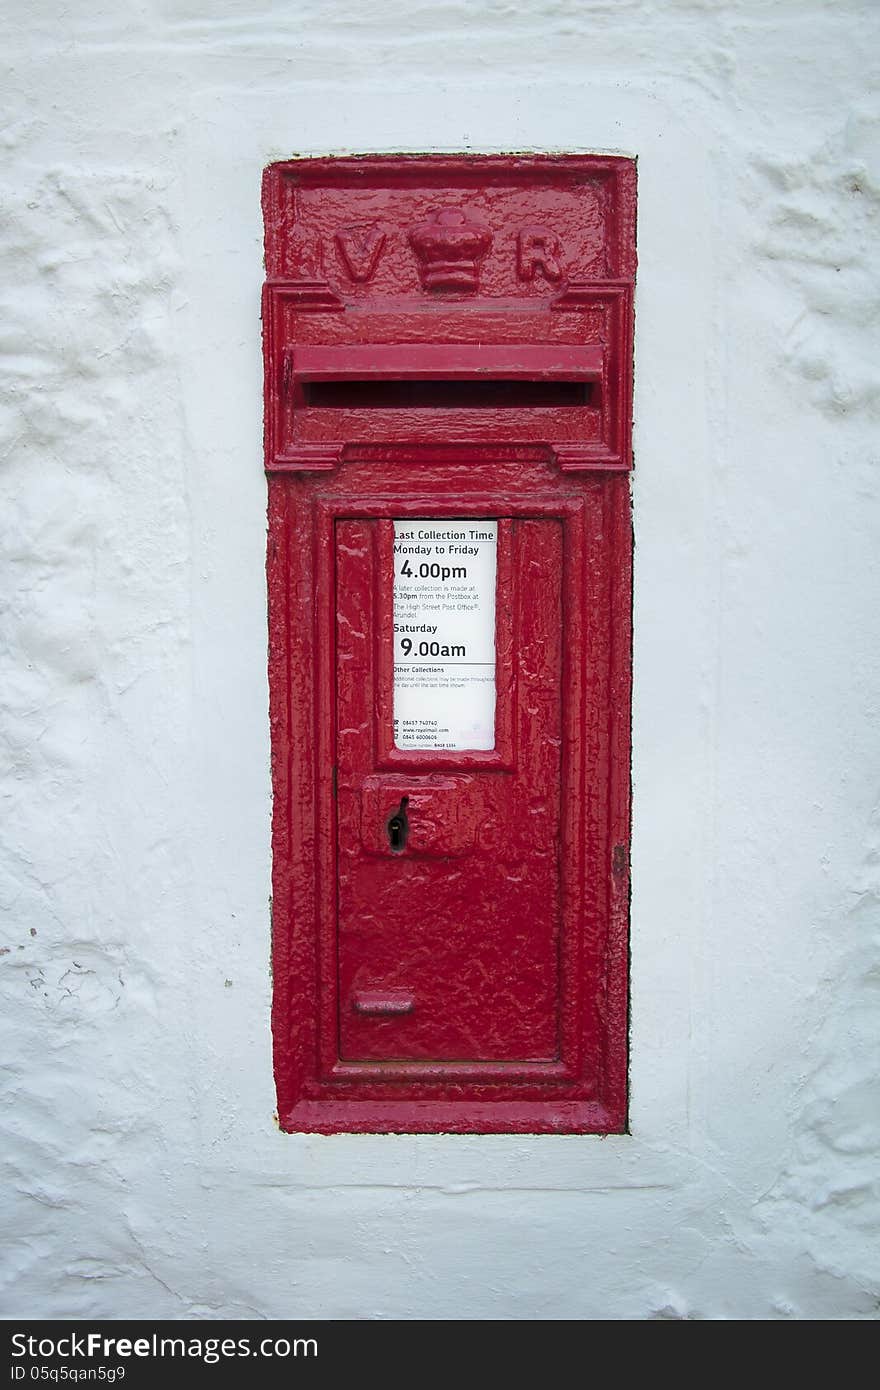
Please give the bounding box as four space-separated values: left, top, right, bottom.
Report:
1 1 878 1320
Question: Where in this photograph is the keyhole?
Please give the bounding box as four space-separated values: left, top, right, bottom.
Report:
386 796 409 853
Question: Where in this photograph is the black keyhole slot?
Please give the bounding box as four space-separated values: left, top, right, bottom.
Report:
386 796 410 854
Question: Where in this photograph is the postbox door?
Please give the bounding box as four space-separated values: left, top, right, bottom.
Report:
335 516 563 1063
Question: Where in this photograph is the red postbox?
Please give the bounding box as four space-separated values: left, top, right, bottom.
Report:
263 155 635 1133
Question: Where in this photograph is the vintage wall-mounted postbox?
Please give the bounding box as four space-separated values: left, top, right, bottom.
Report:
263 155 635 1133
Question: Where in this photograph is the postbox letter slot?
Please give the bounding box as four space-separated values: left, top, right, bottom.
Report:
291 343 603 384
303 379 594 409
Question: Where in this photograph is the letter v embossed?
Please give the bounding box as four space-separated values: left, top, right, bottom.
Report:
335 224 387 282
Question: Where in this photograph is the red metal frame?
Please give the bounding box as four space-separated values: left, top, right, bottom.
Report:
264 155 634 1134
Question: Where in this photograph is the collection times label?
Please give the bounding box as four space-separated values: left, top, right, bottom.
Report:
392 520 497 750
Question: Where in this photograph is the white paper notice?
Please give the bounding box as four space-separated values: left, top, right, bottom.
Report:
393 519 497 750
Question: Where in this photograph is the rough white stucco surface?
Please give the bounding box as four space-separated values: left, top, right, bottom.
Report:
1 0 878 1321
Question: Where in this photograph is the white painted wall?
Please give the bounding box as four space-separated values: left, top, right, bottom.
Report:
2 1 878 1320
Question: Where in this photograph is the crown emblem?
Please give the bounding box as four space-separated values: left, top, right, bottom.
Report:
408 206 492 293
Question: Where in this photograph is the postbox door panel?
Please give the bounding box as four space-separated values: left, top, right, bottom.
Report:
335 517 563 1063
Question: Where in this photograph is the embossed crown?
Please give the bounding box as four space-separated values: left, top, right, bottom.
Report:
408 206 492 293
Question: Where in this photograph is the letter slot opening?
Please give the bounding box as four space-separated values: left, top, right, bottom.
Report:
304 380 594 409
288 342 603 407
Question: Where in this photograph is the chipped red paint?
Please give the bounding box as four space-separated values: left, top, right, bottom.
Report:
264 155 635 1134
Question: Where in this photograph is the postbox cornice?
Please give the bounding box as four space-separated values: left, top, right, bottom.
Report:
263 153 636 292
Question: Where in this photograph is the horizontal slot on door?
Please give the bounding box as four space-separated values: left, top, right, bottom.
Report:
303 379 594 408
